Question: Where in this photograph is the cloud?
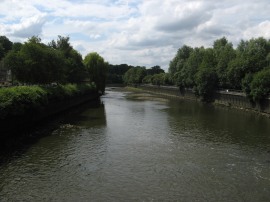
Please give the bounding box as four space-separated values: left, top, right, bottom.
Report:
243 21 270 39
0 0 270 70
11 15 47 38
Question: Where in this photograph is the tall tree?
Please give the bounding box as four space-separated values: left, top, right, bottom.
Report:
4 37 65 84
84 52 108 94
213 37 236 88
169 45 193 82
49 36 86 82
0 36 13 57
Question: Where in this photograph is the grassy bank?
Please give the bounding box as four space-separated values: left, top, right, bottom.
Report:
0 83 96 120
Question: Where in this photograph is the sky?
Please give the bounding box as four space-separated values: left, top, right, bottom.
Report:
0 0 270 70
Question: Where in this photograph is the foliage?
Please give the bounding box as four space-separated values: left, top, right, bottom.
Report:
0 84 96 119
0 36 13 60
169 45 193 78
84 52 108 94
168 36 270 102
241 73 253 99
49 36 87 83
146 65 164 75
142 75 153 84
107 64 131 84
123 66 146 85
4 38 66 84
250 68 270 102
0 86 48 119
2 35 92 85
195 67 218 102
152 73 165 85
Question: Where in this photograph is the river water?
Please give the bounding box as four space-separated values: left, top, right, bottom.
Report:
0 88 270 201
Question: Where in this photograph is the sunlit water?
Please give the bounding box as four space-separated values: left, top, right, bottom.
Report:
0 88 270 201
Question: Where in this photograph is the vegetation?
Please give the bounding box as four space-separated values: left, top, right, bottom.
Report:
0 35 108 122
1 35 108 89
123 65 172 86
107 64 132 84
123 66 146 85
121 36 270 103
84 52 108 94
168 37 270 102
0 84 95 120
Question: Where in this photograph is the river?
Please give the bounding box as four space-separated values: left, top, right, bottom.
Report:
0 88 270 201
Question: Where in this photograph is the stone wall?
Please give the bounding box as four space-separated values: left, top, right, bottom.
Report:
139 85 270 115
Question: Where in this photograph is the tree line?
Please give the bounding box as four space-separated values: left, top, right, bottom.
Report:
168 37 270 102
122 65 173 86
0 35 108 94
121 37 270 103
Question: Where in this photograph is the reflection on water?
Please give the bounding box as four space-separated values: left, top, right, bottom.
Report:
0 88 269 201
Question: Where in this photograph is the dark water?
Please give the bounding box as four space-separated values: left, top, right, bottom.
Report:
0 89 270 201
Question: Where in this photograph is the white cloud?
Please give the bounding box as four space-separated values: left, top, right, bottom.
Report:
243 21 270 39
0 0 270 70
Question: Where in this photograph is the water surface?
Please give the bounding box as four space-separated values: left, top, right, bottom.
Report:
0 89 269 201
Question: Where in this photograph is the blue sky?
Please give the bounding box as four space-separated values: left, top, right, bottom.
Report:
1 0 270 70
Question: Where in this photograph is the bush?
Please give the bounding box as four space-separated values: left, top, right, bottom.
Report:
0 86 47 119
250 68 270 102
0 84 96 119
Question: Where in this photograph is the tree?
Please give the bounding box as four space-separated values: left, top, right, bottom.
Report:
250 68 270 102
49 36 86 83
168 45 193 84
142 75 153 84
146 65 164 75
176 47 204 88
0 36 13 56
49 36 72 57
107 64 131 84
12 42 23 52
213 37 236 88
152 73 165 85
84 52 108 94
195 67 218 102
4 37 66 84
227 56 246 89
123 66 146 85
0 44 4 60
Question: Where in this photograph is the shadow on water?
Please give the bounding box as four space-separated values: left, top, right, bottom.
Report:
0 99 107 166
166 99 270 150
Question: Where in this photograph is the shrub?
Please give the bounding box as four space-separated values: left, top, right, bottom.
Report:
250 68 270 102
0 84 96 119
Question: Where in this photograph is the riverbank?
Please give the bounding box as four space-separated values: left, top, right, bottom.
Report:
0 84 100 143
127 85 270 118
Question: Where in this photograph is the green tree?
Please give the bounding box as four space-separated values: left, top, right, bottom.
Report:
142 75 153 84
241 73 253 99
227 56 247 89
195 67 218 102
0 44 4 60
12 42 23 52
213 37 236 88
4 37 65 84
49 36 86 83
0 36 13 57
107 64 131 84
123 66 146 85
177 47 204 88
250 68 270 102
84 52 108 94
146 65 164 75
169 45 193 84
152 73 165 85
